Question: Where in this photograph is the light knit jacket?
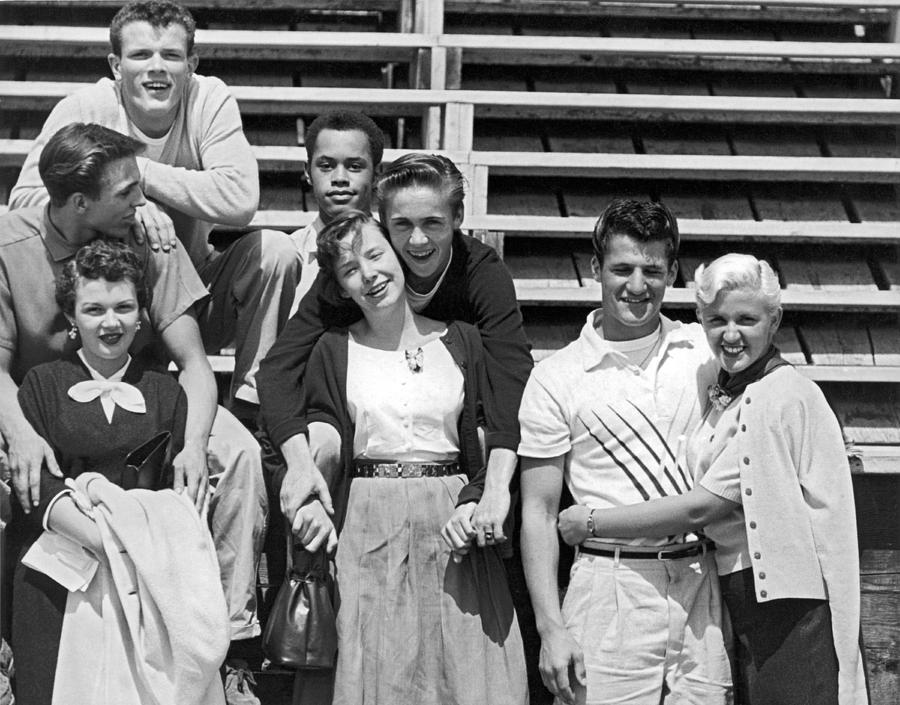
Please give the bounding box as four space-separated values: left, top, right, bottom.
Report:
8 75 259 268
727 366 866 705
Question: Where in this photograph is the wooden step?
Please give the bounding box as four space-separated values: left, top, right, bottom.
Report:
0 25 432 62
7 81 900 126
437 34 900 72
472 151 900 183
513 284 900 311
6 27 900 72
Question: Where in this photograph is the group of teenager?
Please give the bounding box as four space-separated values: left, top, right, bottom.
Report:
0 2 868 705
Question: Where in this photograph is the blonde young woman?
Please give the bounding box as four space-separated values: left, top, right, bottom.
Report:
558 253 867 705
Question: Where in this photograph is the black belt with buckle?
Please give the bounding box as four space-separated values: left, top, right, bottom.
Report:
353 461 460 479
579 541 714 561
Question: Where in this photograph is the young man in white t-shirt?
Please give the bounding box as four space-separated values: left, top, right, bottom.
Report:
9 0 301 417
518 200 731 705
288 111 384 314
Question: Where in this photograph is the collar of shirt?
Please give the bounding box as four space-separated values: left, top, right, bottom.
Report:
576 310 701 372
41 205 80 262
77 349 133 383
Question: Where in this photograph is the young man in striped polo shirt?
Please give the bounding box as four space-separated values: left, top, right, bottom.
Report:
518 199 731 705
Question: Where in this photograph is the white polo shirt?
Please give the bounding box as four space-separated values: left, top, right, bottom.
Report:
518 311 717 547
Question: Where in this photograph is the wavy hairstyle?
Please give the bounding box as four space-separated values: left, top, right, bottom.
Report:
109 0 196 56
694 253 782 317
55 238 150 316
39 123 143 207
374 153 466 223
591 199 680 267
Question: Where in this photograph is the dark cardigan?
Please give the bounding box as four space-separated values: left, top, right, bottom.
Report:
303 321 491 534
257 232 533 452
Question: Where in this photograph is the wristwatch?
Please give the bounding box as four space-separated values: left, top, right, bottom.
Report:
586 507 596 538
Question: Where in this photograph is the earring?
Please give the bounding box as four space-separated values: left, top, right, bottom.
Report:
67 326 78 340
136 320 142 331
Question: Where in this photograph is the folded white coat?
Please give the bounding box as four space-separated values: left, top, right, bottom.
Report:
27 472 229 705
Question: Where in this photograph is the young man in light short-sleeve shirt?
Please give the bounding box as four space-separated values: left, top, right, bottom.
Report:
518 199 731 705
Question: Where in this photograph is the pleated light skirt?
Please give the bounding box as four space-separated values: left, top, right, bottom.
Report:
333 474 529 705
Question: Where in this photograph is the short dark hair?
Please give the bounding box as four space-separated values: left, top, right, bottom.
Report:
55 238 150 316
315 209 390 283
375 153 466 224
591 199 680 267
305 111 385 166
39 123 144 207
110 0 196 57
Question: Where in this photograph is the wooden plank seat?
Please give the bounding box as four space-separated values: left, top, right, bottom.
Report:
471 151 900 182
513 284 900 311
3 0 898 20
5 26 900 72
435 34 900 73
444 0 900 23
7 135 900 182
0 25 434 62
0 138 466 171
7 81 900 126
3 201 900 249
0 0 404 9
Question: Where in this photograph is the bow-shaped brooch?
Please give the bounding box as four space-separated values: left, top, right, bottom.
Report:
707 384 733 412
405 347 424 374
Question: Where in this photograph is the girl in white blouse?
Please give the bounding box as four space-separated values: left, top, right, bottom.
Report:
290 210 527 705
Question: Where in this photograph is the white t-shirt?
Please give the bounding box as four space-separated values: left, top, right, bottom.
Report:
346 335 463 462
130 123 173 163
518 311 717 547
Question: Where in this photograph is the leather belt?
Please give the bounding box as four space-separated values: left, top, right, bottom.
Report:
579 540 714 561
353 461 460 479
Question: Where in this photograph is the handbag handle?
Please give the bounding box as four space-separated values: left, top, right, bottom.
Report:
285 527 329 580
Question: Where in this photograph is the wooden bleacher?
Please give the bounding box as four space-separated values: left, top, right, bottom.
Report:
1 1 899 702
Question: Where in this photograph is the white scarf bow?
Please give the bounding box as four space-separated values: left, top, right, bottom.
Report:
68 379 146 422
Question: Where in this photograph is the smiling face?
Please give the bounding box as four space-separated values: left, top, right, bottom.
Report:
108 21 197 138
383 184 462 290
308 128 374 225
594 233 677 341
700 288 782 375
333 220 406 313
68 276 141 376
80 157 146 240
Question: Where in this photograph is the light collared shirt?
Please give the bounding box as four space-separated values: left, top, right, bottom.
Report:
518 311 717 547
288 222 321 318
0 206 208 385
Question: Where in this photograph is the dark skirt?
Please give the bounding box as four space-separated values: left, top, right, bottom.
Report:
10 552 67 705
719 567 839 705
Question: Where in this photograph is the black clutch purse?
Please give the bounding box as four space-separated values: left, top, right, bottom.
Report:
261 533 337 670
122 431 172 490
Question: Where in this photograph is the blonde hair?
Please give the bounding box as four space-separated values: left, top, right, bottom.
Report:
694 253 781 316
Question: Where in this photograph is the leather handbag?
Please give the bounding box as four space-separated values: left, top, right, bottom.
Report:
261 533 337 669
122 431 172 490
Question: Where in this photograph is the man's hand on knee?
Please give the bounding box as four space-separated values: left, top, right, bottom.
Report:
172 441 209 511
132 201 178 252
6 425 62 512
